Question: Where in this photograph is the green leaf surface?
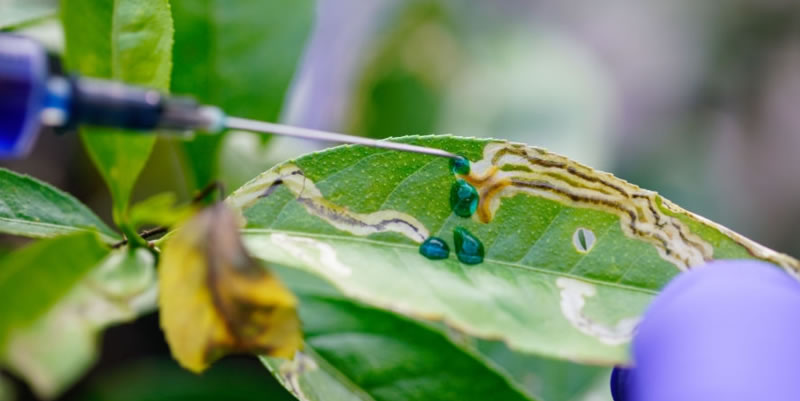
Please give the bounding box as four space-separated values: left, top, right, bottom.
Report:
262 267 536 401
0 0 57 30
229 135 800 364
348 2 454 139
0 233 108 353
0 168 117 242
170 0 314 189
75 357 296 401
61 0 174 222
477 340 610 401
2 248 156 399
0 374 14 401
127 192 191 230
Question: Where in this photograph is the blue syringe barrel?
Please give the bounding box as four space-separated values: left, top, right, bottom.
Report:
68 77 165 131
66 78 222 133
0 33 224 159
0 34 49 158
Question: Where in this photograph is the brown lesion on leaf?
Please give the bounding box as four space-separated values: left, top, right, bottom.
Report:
462 142 715 270
464 142 800 274
158 203 302 373
227 164 430 243
657 196 800 275
276 352 318 401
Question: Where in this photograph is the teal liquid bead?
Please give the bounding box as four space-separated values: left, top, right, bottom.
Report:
453 227 484 265
419 237 450 260
450 179 479 217
449 156 471 175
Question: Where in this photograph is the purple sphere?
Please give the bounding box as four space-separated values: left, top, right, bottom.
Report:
613 260 800 401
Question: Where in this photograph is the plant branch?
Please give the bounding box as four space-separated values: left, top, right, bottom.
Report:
110 181 225 249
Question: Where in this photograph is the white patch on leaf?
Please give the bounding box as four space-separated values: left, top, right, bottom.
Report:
276 352 319 401
556 277 639 345
271 233 352 277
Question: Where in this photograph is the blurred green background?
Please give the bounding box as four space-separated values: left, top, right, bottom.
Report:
3 0 800 399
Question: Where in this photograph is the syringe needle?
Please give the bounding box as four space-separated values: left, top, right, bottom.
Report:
223 116 461 160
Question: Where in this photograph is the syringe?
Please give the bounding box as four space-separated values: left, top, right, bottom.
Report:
0 34 459 161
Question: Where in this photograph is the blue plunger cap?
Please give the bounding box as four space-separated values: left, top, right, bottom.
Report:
0 34 48 158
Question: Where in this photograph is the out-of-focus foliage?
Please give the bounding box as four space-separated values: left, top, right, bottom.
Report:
478 341 611 401
0 233 108 351
126 192 191 230
0 0 57 30
3 248 156 399
170 0 314 190
0 234 143 397
0 168 117 242
0 374 15 401
347 2 456 139
73 357 296 401
344 1 614 169
61 0 174 226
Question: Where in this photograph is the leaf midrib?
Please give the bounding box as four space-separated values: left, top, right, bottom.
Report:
241 228 659 296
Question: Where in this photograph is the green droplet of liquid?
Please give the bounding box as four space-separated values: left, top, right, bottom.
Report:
453 226 484 265
450 179 479 217
449 156 471 175
419 236 450 260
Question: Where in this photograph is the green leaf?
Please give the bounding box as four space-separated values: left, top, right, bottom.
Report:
0 233 108 352
262 267 536 401
170 0 314 189
2 248 156 399
0 168 118 242
347 2 455 139
477 340 610 401
61 0 174 222
228 135 800 364
127 192 192 230
0 0 58 30
0 374 14 401
75 357 296 401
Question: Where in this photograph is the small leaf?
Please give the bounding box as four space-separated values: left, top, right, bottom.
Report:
2 248 156 399
262 267 537 401
61 0 174 222
0 168 117 242
0 233 108 353
127 192 193 230
228 135 800 365
159 203 301 373
170 0 314 189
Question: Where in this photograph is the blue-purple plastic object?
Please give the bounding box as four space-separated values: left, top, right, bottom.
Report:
611 260 800 401
0 35 48 158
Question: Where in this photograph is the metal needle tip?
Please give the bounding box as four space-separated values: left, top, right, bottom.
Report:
224 117 461 160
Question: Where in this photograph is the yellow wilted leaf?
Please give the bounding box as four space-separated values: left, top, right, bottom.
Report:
158 202 301 373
